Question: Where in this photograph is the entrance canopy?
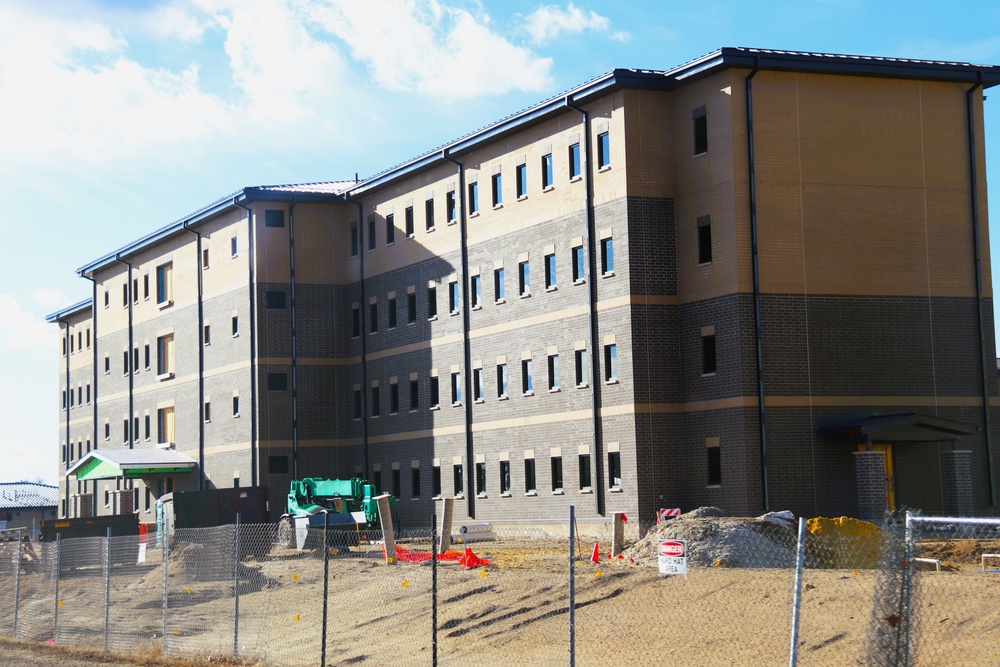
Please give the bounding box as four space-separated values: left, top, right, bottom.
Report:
818 413 979 444
66 449 197 481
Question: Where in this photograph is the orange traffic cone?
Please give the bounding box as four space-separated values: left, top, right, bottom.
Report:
590 542 600 563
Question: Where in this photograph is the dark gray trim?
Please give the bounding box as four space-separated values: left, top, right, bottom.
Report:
233 201 259 487
288 203 299 481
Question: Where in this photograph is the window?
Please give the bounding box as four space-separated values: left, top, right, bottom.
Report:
449 281 460 314
525 458 536 493
63 390 68 409
500 460 511 494
156 334 174 378
86 329 90 348
105 422 110 441
494 267 505 302
569 143 581 179
123 419 129 444
518 261 530 296
143 274 149 300
601 237 614 275
694 106 708 155
269 456 288 474
516 163 527 198
202 247 210 270
268 373 287 391
144 414 151 440
351 305 361 337
702 333 717 375
468 181 479 215
62 337 67 357
545 253 556 289
604 343 617 382
388 297 397 328
232 395 240 417
411 468 421 499
407 292 417 324
122 283 128 308
496 362 508 399
597 131 610 169
266 291 286 309
157 407 175 445
708 441 721 486
429 376 440 409
432 465 442 497
409 379 419 411
265 209 285 227
204 401 211 423
473 367 484 402
373 470 382 494
104 290 109 308
231 236 238 258
156 263 173 305
371 386 380 417
369 301 378 333
386 213 395 245
698 215 712 264
85 384 90 404
140 344 147 369
476 462 486 495
134 416 139 441
608 452 622 489
541 153 553 189
425 198 435 231
471 275 482 308
427 286 437 319
367 219 376 251
451 371 461 405
203 324 211 346
551 456 563 492
350 223 359 257
405 206 414 237
453 464 464 496
232 315 239 336
123 350 129 375
548 354 559 391
579 454 592 490
522 358 533 395
79 387 84 406
575 349 588 387
491 172 502 207
392 468 401 497
132 278 139 304
446 190 457 222
104 354 110 374
389 382 399 414
133 347 139 373
353 388 362 420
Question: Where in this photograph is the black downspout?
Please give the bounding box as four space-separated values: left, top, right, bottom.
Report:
115 256 134 450
83 275 99 510
746 60 770 512
966 79 997 506
182 223 207 490
288 203 300 482
565 98 605 517
443 150 476 519
58 316 71 516
350 198 370 479
234 200 259 487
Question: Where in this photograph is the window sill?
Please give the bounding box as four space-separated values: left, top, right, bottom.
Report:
426 227 435 233
474 398 485 404
545 286 557 292
706 484 721 489
407 234 416 239
389 411 398 416
525 491 537 497
410 497 420 501
428 315 438 322
157 300 174 310
605 378 619 385
549 387 561 393
602 271 615 278
573 278 586 286
701 372 717 378
694 151 708 157
409 409 418 413
570 175 582 183
543 185 555 193
429 406 440 411
370 415 380 420
233 414 241 419
432 495 442 501
471 304 482 311
498 395 509 401
500 492 512 498
204 419 211 424
598 165 612 173
552 490 565 496
232 333 239 338
698 260 712 267
157 372 175 382
495 298 506 305
453 494 464 500
493 203 504 210
517 195 528 202
577 383 589 389
450 310 460 317
231 254 238 259
452 402 462 408
407 320 416 326
609 486 623 493
447 219 457 226
580 488 593 495
477 493 487 499
469 212 479 219
386 241 394 247
519 292 531 299
523 391 534 397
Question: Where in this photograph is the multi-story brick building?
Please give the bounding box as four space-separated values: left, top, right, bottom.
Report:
48 48 1000 529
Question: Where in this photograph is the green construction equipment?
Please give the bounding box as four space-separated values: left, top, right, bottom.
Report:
277 477 393 548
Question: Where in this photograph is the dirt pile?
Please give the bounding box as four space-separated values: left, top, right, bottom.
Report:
624 507 798 568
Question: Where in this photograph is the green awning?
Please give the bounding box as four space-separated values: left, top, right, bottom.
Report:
67 449 197 481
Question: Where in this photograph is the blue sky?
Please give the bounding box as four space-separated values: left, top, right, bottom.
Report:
3 0 1000 484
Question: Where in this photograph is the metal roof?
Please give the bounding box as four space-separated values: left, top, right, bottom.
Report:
44 297 93 323
66 448 197 480
0 483 59 509
819 413 980 443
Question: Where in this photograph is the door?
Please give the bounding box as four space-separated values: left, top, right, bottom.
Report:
858 443 896 510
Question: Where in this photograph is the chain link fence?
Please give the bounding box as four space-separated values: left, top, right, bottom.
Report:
0 509 993 665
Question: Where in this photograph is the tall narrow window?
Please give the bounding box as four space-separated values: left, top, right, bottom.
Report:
601 237 614 275
491 172 502 207
541 153 553 189
233 395 240 417
392 468 401 498
449 281 460 314
122 283 128 308
427 286 437 319
572 245 585 282
550 456 563 492
231 236 238 258
468 181 479 215
453 464 464 496
429 376 440 408
411 467 420 499
123 350 129 375
350 223 359 257
202 247 210 269
497 461 511 495
476 462 486 495
575 349 587 387
545 253 556 289
409 378 419 411
547 353 559 391
597 131 610 168
407 292 417 324
144 344 150 370
525 458 536 493
353 388 362 419
473 367 484 401
693 106 708 155
232 315 239 336
369 301 378 333
132 278 139 304
386 213 395 245
371 385 380 417
569 143 581 179
388 296 397 328
608 451 621 488
707 440 721 486
497 363 508 398
522 358 533 395
133 347 139 372
698 215 713 264
471 274 482 308
157 407 175 445
425 197 435 231
204 401 211 423
579 454 592 490
518 261 530 296
432 465 442 497
451 371 462 405
446 190 457 222
104 290 110 308
702 333 717 375
494 267 506 302
156 334 174 378
604 343 617 382
367 219 376 251
389 382 399 414
405 206 415 237
516 163 527 198
104 354 110 375
156 264 174 304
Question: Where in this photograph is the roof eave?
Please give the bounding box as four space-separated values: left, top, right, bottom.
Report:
45 297 94 323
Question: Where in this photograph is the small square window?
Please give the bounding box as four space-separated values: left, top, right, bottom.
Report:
269 455 289 474
264 209 285 227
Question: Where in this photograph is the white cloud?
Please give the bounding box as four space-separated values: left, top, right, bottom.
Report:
31 288 71 310
522 3 626 45
146 3 212 42
0 294 56 354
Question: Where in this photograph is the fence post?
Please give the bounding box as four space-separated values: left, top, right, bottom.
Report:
788 517 807 667
901 512 915 667
104 527 112 652
233 515 241 659
432 512 438 667
162 519 169 654
569 505 575 667
321 511 330 667
54 533 61 643
13 529 22 638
